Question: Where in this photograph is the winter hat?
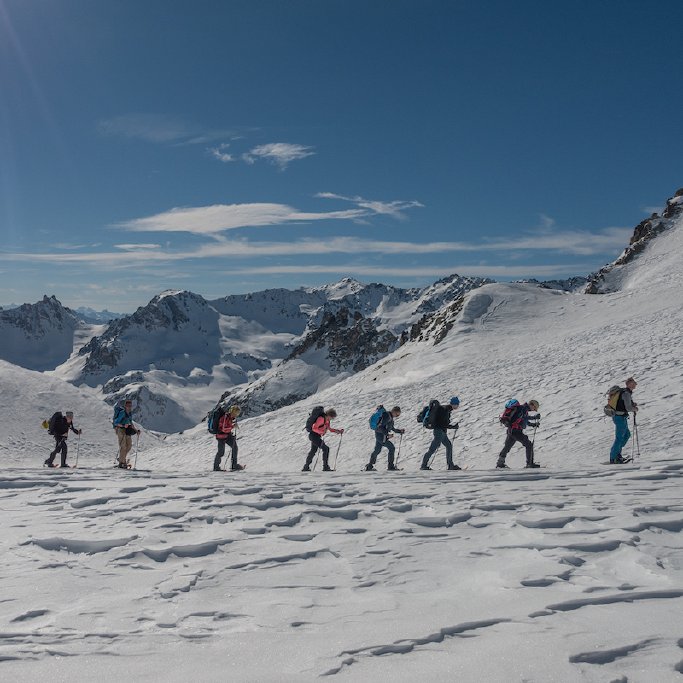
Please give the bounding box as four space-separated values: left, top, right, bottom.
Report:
65 411 74 418
528 400 540 411
449 396 460 406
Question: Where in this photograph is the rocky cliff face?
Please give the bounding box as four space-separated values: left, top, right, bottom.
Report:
0 295 82 371
585 189 683 294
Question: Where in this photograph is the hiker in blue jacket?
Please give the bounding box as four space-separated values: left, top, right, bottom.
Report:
365 406 404 471
420 397 461 471
114 400 140 469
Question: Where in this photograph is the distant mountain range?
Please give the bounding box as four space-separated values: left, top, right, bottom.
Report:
1 188 681 433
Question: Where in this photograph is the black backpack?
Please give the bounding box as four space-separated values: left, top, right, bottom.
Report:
417 400 441 429
47 411 62 436
305 406 325 433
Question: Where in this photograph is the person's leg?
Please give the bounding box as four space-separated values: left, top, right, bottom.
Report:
368 434 384 467
321 441 331 470
421 431 441 468
440 430 454 467
515 432 534 465
117 429 128 465
304 434 320 470
497 433 516 467
619 419 631 456
46 437 61 465
213 439 226 470
228 434 239 469
610 416 629 461
59 439 68 467
385 439 396 468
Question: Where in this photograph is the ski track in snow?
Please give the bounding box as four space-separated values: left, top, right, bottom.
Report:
2 461 683 681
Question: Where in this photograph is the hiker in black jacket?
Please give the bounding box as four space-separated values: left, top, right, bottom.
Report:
420 397 461 470
44 411 82 468
365 406 405 471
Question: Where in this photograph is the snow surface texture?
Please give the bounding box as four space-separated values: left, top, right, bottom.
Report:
2 201 683 680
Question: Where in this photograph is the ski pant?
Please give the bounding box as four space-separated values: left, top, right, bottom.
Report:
421 428 454 468
116 428 133 465
304 433 330 469
214 434 238 470
610 415 631 461
369 433 395 468
498 429 534 465
47 436 68 466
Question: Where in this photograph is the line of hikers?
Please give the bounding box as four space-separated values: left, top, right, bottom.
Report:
42 378 639 471
207 395 543 472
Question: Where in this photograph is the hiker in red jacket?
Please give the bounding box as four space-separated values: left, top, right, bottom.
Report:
213 405 244 471
302 408 344 472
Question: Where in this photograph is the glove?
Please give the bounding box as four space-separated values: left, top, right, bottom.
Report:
450 422 459 430
339 428 345 435
398 429 405 435
77 429 82 435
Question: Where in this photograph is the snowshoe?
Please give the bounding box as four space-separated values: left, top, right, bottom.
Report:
447 464 462 470
525 462 541 469
420 466 432 471
302 465 311 472
364 464 376 471
230 464 246 471
44 460 57 468
496 462 509 469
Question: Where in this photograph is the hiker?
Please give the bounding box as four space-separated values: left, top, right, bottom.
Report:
44 411 82 468
497 399 541 469
213 405 243 471
609 377 638 464
419 397 461 471
113 400 140 469
302 408 344 472
366 406 405 471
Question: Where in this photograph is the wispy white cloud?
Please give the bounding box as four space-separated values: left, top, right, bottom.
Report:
114 243 162 251
317 192 425 220
98 114 236 145
242 142 315 169
223 263 592 278
116 193 423 236
208 143 234 163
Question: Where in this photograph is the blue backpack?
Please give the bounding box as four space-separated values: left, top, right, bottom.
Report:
369 405 386 430
112 404 126 429
206 405 224 434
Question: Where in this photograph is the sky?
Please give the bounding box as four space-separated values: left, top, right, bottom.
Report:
1 0 682 312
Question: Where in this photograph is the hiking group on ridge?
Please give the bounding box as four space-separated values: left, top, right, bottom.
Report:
41 377 639 471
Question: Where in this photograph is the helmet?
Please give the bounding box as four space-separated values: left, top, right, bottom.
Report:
228 405 241 417
528 400 540 411
449 396 460 406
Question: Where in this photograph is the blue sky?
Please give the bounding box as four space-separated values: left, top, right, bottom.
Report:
1 0 682 311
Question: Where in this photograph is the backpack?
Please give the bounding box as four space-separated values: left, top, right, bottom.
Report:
500 399 521 427
604 386 622 417
206 405 225 434
47 411 62 436
305 406 326 433
418 399 441 429
112 404 126 429
369 405 386 430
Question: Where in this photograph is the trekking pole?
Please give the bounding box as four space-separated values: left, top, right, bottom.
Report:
75 432 81 469
395 433 403 468
312 444 320 472
133 432 140 470
332 433 344 470
632 415 640 462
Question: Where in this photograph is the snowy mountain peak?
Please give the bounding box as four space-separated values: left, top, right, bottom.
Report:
0 295 82 371
308 277 366 299
586 188 683 294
